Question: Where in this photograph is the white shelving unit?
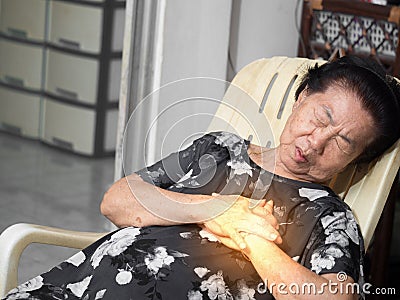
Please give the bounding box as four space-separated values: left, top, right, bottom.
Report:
0 0 125 156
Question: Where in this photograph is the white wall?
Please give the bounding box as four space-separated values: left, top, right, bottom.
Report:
230 0 301 74
150 0 232 163
161 0 232 82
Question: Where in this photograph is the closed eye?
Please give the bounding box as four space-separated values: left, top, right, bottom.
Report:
334 136 353 155
314 109 329 126
314 106 354 155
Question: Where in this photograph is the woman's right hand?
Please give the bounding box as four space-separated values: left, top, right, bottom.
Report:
202 194 282 250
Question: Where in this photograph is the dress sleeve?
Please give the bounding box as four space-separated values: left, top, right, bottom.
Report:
302 206 365 284
134 133 219 189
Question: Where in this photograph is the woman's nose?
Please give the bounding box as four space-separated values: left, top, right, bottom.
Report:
308 129 330 154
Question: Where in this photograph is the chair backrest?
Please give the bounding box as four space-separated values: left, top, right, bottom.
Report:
206 56 400 248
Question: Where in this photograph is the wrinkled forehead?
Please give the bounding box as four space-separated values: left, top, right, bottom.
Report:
309 84 376 138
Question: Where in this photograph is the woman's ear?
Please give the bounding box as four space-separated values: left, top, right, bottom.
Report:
293 89 308 111
298 89 308 103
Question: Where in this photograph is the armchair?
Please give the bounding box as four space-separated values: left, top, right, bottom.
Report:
1 56 399 297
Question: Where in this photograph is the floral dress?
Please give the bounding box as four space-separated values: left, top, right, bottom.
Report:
3 131 365 300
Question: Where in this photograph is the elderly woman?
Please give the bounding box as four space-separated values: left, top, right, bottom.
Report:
4 56 400 300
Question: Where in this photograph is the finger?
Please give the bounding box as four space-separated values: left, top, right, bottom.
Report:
248 198 264 209
236 218 282 244
203 220 226 237
242 224 282 244
264 200 274 214
256 199 267 208
251 214 281 242
251 200 273 217
228 228 248 250
206 219 249 249
262 223 282 244
218 236 242 251
264 200 279 229
251 207 279 230
251 206 268 217
263 213 279 230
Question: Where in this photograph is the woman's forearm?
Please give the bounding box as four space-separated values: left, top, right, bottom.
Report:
242 234 357 300
100 173 217 227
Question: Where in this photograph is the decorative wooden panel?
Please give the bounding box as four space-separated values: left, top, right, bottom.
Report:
299 0 400 77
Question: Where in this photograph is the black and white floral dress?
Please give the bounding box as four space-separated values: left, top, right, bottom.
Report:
3 131 365 300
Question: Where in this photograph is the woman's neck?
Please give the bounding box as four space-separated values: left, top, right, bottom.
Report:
246 143 276 173
247 144 313 183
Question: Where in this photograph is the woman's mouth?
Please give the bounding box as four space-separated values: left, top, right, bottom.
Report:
294 147 308 163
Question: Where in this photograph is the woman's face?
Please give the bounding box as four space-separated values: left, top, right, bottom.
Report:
276 85 376 183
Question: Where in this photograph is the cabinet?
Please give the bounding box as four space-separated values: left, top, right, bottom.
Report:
45 48 121 105
0 86 42 138
0 0 47 41
0 39 44 91
42 98 118 154
48 1 125 53
0 0 125 156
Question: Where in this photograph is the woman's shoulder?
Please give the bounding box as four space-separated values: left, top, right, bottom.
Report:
194 131 250 155
200 131 248 145
308 192 361 241
287 182 356 221
312 192 352 212
296 184 353 214
181 131 249 167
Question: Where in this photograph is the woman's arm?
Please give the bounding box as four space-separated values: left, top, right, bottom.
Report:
240 234 357 300
203 196 361 299
102 133 230 228
101 173 213 227
101 174 284 251
101 174 282 242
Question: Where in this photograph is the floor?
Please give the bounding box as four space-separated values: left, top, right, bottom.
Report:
0 131 399 296
0 132 115 283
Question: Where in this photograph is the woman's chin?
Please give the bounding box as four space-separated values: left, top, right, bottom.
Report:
275 162 310 181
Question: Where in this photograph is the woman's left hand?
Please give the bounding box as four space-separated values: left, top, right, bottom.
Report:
202 194 282 250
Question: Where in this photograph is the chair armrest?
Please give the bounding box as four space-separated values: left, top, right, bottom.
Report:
0 223 108 297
